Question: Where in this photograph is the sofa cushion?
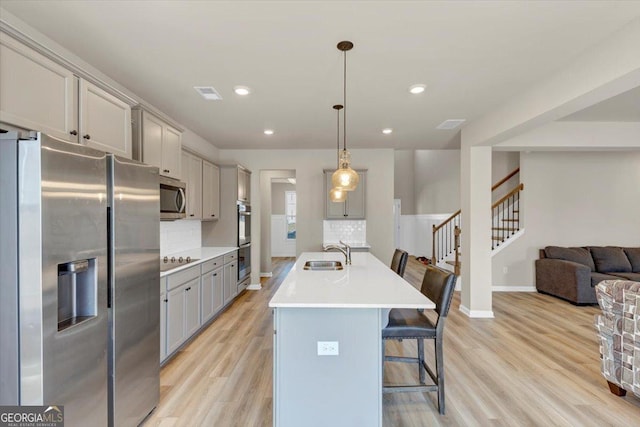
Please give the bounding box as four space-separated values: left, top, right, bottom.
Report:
609 272 640 281
623 248 640 272
545 246 595 271
590 246 632 273
591 272 622 288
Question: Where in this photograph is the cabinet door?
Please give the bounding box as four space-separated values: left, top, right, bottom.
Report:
0 35 78 142
182 151 202 219
223 263 234 306
162 125 182 180
142 112 164 170
201 271 214 323
202 161 220 220
345 172 366 219
325 171 346 219
166 284 186 355
202 267 224 323
160 291 167 362
79 80 132 158
184 277 201 336
230 262 238 298
211 267 224 314
238 168 250 202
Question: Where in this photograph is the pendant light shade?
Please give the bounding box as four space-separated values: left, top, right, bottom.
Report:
329 104 347 202
331 151 359 191
332 40 359 192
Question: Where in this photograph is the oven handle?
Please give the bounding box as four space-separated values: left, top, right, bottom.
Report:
239 243 251 248
177 188 186 213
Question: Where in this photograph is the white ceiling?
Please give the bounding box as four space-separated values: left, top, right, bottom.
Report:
559 86 640 122
3 1 640 150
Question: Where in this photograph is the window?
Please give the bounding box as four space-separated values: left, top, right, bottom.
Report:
285 191 296 239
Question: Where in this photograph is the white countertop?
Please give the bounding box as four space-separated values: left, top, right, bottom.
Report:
160 246 238 277
269 252 435 309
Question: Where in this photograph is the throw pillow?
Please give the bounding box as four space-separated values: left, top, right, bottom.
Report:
623 248 640 272
589 246 632 273
544 246 595 271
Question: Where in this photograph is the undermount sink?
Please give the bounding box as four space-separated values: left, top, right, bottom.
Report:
303 260 343 271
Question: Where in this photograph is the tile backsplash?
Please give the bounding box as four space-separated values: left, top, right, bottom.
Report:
323 220 367 244
160 220 201 255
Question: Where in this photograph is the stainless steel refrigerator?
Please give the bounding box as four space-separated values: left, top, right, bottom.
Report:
1 132 160 426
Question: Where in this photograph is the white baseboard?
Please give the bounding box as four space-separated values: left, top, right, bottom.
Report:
492 286 536 292
260 272 273 278
247 283 262 290
459 305 495 318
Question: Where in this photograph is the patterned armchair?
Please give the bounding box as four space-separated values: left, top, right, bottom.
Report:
595 280 640 397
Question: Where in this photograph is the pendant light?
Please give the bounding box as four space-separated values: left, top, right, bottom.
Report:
331 41 359 192
329 104 347 202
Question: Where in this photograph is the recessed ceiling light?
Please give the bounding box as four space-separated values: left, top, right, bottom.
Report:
409 84 426 94
264 129 274 135
194 86 223 100
436 119 466 130
234 86 251 96
382 128 393 134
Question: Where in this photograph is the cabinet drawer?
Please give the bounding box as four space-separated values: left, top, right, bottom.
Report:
202 256 224 273
224 251 238 264
167 265 200 291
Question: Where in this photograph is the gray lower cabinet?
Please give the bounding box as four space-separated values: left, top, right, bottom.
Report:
161 251 242 363
201 263 223 324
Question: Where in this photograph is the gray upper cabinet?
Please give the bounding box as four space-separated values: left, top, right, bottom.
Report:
238 167 251 202
79 80 132 158
324 170 367 219
202 160 220 220
133 108 182 180
181 151 220 221
182 150 203 219
1 34 132 157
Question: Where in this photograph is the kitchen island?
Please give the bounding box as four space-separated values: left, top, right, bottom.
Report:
269 252 434 427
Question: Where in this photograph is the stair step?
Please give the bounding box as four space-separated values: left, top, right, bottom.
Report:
445 260 460 267
492 227 517 231
492 236 504 241
513 210 519 213
502 219 520 222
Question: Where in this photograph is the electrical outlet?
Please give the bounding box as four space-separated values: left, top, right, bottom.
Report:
317 341 339 356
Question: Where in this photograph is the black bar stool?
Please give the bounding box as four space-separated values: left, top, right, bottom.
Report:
390 249 409 277
382 265 456 414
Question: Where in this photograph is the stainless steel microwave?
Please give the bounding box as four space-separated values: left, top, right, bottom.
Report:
159 175 186 220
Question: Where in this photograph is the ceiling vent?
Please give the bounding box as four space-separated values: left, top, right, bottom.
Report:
436 119 466 130
194 86 223 101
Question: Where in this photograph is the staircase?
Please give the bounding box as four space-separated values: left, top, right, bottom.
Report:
431 168 523 275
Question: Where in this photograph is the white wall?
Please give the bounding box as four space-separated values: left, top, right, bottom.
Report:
414 150 461 214
271 183 295 215
492 150 640 287
394 150 415 214
218 149 395 283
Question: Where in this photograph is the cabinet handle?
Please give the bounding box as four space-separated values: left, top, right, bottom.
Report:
69 130 78 136
186 287 191 291
164 169 170 173
164 299 168 303
190 214 195 217
213 273 217 276
83 134 91 140
211 214 215 217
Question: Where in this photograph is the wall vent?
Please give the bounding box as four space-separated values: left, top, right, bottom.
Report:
194 86 223 101
436 119 466 130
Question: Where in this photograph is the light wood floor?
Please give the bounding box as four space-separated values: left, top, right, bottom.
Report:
143 256 640 426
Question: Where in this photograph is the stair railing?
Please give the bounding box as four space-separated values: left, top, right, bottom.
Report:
431 168 521 264
491 183 523 249
431 210 461 265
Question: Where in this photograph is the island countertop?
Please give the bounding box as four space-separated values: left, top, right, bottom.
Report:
268 252 435 309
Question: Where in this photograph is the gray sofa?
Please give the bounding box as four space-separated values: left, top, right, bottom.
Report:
535 246 640 304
